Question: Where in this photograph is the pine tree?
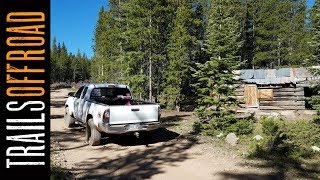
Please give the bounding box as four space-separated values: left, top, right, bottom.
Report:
59 43 71 82
51 37 59 82
309 0 320 123
239 0 254 68
80 53 89 81
310 0 320 64
279 0 309 66
72 49 81 82
163 1 197 111
92 7 108 82
193 0 242 121
252 0 282 68
250 0 309 68
121 0 171 101
109 0 128 82
92 6 122 83
117 0 147 96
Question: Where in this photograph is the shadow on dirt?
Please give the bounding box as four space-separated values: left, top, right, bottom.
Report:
52 127 182 150
51 100 66 108
51 114 64 119
218 155 320 179
218 172 280 180
101 128 180 146
73 135 198 179
51 125 86 151
52 126 198 179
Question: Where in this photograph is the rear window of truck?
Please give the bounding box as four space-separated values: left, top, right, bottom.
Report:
90 88 131 99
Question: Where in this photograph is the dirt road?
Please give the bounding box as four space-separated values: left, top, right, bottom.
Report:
51 89 278 180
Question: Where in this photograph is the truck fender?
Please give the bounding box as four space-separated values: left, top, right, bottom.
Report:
65 97 75 117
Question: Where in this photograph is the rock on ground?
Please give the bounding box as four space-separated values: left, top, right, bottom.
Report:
225 133 238 146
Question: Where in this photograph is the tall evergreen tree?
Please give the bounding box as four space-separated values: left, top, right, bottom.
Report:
51 37 59 82
280 0 309 66
251 0 309 68
163 1 197 111
72 49 81 82
193 0 242 120
310 0 320 64
92 6 123 83
252 0 282 68
239 0 255 68
59 43 71 82
307 0 320 123
121 0 171 100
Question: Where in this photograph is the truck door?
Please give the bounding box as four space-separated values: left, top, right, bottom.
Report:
76 86 88 121
74 86 84 119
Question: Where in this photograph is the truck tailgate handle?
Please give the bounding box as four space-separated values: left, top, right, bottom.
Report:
131 108 140 111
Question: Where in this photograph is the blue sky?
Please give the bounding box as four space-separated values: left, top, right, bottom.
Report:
51 0 316 59
51 0 108 58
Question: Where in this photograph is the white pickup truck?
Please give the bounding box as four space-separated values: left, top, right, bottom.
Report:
64 84 161 146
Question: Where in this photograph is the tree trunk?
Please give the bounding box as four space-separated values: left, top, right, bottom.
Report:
101 64 104 77
277 39 281 67
73 67 76 82
118 0 123 79
148 12 152 102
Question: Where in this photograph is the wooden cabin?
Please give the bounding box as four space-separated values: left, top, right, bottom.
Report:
234 67 319 110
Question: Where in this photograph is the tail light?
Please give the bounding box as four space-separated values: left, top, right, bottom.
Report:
103 109 110 124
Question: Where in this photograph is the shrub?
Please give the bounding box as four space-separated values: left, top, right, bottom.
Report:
192 121 204 134
193 115 254 136
227 119 254 135
260 116 283 136
251 116 320 159
282 120 320 158
307 95 320 124
51 82 71 90
258 117 285 153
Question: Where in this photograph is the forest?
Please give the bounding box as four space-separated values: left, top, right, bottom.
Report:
50 37 91 83
51 0 319 113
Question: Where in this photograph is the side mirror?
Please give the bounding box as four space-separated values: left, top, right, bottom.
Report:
68 92 75 97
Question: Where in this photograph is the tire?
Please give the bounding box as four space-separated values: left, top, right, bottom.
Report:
64 107 75 128
86 118 101 146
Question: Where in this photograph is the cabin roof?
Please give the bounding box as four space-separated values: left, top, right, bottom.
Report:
234 67 320 85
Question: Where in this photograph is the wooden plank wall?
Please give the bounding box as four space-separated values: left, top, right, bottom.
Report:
259 87 305 110
235 84 306 110
260 87 305 110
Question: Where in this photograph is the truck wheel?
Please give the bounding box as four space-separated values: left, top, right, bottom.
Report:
86 118 101 146
64 107 75 128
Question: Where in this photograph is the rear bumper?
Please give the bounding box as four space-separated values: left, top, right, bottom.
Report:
99 121 161 134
